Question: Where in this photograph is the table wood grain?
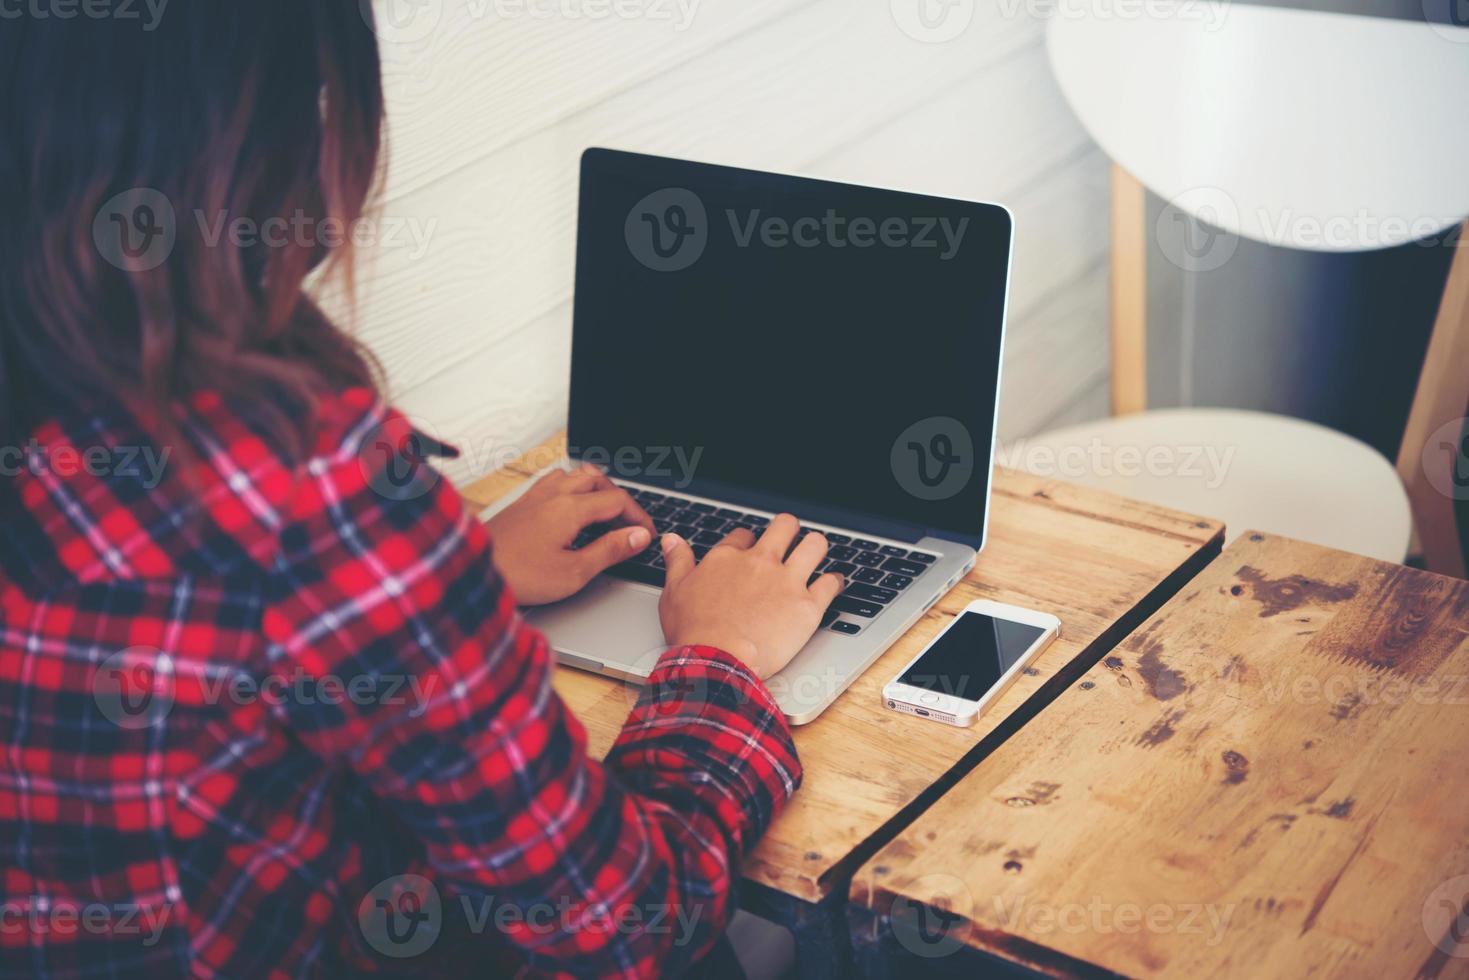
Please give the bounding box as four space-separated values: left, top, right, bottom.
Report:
461 433 1223 904
852 532 1469 977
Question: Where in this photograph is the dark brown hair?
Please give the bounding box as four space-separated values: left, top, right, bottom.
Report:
0 2 384 454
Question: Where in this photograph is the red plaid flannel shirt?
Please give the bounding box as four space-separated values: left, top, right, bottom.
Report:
0 388 801 978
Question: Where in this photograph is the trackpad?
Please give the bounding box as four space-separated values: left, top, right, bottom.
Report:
525 578 669 678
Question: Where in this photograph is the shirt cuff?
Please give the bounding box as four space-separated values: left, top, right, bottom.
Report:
609 644 802 850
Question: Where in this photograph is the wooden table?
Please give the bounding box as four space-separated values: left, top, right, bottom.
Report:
462 433 1224 976
851 532 1469 978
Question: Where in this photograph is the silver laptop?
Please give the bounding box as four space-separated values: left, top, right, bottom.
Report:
491 148 1014 725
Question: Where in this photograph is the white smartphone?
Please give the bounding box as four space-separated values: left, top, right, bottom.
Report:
883 599 1060 727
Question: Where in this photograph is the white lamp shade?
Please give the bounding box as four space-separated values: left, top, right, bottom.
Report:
1047 3 1469 251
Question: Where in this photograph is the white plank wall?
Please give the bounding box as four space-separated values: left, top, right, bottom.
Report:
328 0 1111 486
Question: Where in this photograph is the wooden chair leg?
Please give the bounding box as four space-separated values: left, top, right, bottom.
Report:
1397 221 1469 579
1110 163 1148 417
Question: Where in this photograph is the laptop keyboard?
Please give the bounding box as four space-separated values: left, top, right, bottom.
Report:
569 483 938 637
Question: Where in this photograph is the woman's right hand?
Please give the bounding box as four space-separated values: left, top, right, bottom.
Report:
658 514 845 680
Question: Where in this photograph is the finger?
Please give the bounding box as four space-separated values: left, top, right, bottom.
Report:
577 525 653 578
573 488 655 535
755 513 800 557
714 527 756 551
660 533 695 587
809 570 845 607
786 531 830 579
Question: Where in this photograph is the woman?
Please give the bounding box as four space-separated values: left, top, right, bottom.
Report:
0 5 840 977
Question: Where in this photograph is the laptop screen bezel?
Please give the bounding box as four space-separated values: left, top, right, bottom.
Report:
568 147 1014 551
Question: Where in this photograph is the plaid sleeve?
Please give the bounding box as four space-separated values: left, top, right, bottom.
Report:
259 399 802 977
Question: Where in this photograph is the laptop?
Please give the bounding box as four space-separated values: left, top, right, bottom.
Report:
495 148 1014 725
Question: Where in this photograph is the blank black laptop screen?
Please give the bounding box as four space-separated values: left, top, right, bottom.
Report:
569 149 1012 544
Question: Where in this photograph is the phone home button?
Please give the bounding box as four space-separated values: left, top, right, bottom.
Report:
919 692 940 706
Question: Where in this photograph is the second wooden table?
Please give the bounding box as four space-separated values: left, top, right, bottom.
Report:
852 532 1469 978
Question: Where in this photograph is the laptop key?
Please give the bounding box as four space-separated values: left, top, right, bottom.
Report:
672 524 698 540
689 502 716 513
831 597 881 618
824 532 851 545
845 584 898 604
716 508 743 519
828 546 857 561
852 539 879 551
853 567 885 585
881 557 927 577
693 530 723 546
827 561 857 577
698 515 726 530
830 621 863 635
907 552 938 565
880 545 908 558
882 574 914 590
853 551 884 567
745 515 770 526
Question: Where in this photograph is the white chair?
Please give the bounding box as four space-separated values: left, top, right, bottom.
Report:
1025 2 1469 572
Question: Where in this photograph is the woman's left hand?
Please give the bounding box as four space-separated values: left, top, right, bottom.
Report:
484 465 656 606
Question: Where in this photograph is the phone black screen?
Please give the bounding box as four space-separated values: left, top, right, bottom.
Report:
897 611 1046 700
